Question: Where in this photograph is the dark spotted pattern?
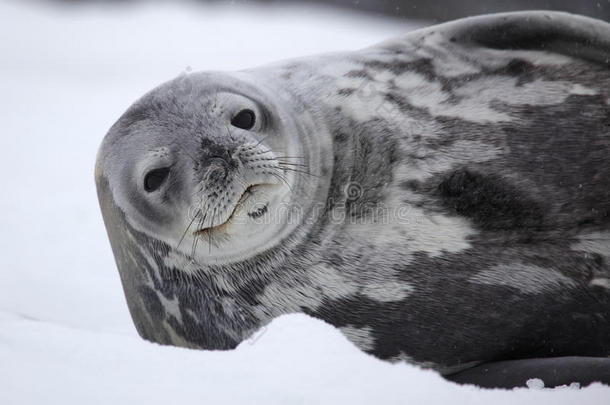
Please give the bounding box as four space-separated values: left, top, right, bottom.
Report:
437 169 546 232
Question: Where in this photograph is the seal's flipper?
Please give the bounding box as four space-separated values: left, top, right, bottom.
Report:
381 11 610 69
445 357 610 388
437 11 610 66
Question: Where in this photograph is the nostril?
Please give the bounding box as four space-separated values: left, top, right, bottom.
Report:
206 157 229 182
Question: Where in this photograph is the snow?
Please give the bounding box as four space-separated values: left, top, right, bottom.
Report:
0 1 608 403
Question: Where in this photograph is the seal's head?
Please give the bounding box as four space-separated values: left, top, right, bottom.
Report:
96 72 323 265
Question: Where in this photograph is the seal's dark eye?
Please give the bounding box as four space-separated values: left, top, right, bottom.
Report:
231 109 256 130
144 167 170 192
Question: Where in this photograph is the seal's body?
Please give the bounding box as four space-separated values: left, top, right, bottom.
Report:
96 12 610 385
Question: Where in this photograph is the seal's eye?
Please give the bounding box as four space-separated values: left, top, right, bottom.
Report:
231 109 256 130
144 167 170 192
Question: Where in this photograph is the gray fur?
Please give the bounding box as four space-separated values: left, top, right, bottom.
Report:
469 263 578 294
96 12 610 374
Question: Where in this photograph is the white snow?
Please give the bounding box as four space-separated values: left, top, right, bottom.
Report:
0 1 608 403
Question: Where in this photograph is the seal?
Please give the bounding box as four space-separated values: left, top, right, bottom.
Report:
96 11 610 387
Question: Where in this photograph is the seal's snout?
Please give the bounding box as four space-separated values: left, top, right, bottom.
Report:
192 137 244 193
198 138 239 171
204 158 230 183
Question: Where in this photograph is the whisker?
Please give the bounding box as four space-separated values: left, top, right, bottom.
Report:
191 215 204 257
209 206 217 253
269 171 293 193
276 161 309 168
273 156 306 160
191 205 211 257
253 147 274 156
199 208 210 230
277 165 319 178
224 124 237 143
177 208 201 249
252 135 269 149
282 170 318 178
249 156 308 168
247 146 305 160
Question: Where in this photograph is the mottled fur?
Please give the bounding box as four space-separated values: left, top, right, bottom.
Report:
96 12 610 376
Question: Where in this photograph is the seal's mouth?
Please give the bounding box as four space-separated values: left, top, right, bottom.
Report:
193 184 266 236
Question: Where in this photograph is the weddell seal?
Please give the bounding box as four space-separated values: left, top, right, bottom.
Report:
96 11 610 387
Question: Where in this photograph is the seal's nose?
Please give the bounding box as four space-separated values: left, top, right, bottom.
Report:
205 157 229 183
198 138 239 171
